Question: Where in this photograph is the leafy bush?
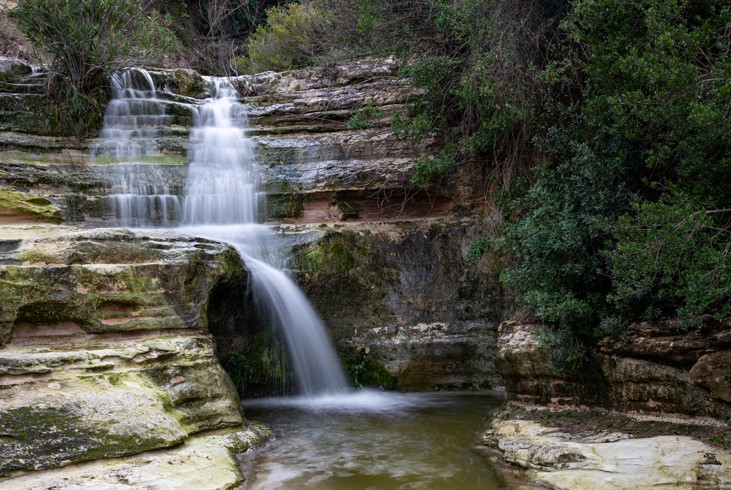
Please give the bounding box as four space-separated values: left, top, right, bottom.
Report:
245 2 332 72
504 141 630 335
464 236 490 266
608 194 731 325
504 0 731 345
411 147 455 185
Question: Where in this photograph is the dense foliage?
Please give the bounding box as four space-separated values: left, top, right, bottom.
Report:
244 0 730 353
524 0 731 337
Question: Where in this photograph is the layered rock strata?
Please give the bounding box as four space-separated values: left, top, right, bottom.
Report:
0 226 255 483
496 320 731 418
0 59 450 225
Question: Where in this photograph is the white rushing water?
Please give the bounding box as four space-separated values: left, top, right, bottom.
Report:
100 71 348 396
92 68 181 226
181 79 348 396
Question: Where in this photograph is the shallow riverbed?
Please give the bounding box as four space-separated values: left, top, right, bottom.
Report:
239 391 512 490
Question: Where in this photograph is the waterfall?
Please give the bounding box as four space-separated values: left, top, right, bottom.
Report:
92 68 181 226
99 71 348 396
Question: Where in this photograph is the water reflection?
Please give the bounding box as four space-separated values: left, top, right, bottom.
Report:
240 391 511 490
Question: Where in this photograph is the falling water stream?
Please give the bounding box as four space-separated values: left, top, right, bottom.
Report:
98 70 511 490
177 79 349 396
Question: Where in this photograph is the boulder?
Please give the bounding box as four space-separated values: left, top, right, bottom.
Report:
0 226 248 476
486 416 731 490
0 425 271 490
690 350 731 403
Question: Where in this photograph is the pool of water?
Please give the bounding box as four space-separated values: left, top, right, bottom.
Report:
239 391 513 490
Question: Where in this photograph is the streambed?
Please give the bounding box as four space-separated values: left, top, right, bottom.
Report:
239 391 513 490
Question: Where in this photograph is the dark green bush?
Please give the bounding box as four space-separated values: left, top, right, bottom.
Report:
504 0 731 344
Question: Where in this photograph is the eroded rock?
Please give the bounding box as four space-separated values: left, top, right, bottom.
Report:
0 425 271 490
0 226 248 476
495 320 731 417
486 412 731 490
0 187 61 223
690 350 731 403
288 218 510 390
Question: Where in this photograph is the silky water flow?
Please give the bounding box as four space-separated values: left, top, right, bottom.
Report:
178 78 349 396
92 68 181 226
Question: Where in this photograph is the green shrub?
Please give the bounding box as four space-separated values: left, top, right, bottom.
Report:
494 0 731 363
245 2 332 72
347 100 383 130
503 141 630 336
608 194 731 325
464 236 490 266
411 146 455 185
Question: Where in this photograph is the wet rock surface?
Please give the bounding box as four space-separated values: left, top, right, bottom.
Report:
0 226 249 478
484 403 731 490
287 218 510 390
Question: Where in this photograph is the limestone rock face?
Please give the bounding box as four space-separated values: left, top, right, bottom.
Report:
690 350 731 403
288 218 510 390
496 320 731 417
486 417 731 490
0 226 247 477
1 425 271 490
0 59 456 225
241 59 452 221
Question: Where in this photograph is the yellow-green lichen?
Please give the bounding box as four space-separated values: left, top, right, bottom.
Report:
0 187 62 223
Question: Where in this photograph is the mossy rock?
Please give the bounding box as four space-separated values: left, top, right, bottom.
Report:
290 230 394 341
151 69 208 99
0 376 189 476
0 59 33 84
0 187 62 223
266 193 304 220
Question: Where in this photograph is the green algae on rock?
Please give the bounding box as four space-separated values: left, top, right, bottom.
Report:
0 425 272 490
0 187 61 223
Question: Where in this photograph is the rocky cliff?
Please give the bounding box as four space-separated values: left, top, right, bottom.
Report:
6 56 729 489
0 57 504 395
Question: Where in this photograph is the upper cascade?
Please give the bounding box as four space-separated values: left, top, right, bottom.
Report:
91 68 172 161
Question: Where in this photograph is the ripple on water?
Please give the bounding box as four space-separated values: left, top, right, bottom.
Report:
239 391 511 490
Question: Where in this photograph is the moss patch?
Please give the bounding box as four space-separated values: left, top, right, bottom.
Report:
0 405 182 476
344 346 397 390
222 331 292 397
0 187 61 223
290 230 394 342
